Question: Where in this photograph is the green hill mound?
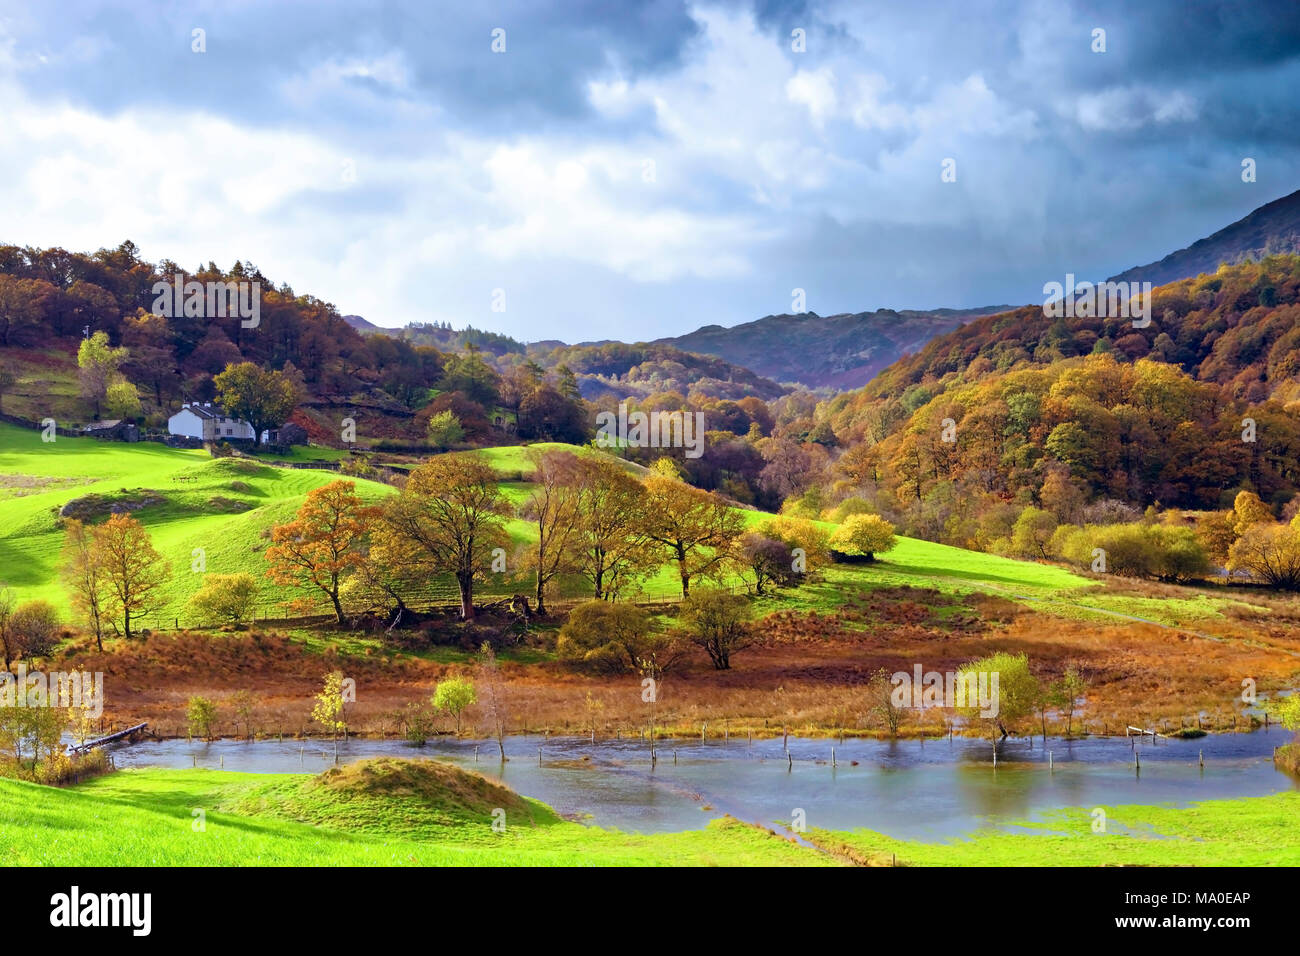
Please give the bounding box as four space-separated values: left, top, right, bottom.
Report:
217 757 558 839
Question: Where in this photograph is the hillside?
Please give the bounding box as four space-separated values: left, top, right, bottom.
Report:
858 255 1300 405
1110 188 1300 288
655 306 1012 390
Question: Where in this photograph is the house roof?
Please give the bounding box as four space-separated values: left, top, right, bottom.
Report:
179 402 236 420
83 420 123 430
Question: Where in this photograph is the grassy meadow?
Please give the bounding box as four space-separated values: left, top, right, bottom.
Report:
0 420 1133 626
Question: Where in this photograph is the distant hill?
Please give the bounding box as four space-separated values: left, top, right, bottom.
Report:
654 307 1012 390
1109 188 1300 287
527 340 788 402
343 316 526 355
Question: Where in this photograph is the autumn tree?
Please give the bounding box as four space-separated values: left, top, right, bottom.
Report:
312 670 350 742
426 410 465 450
381 456 511 620
830 513 897 561
61 519 107 651
77 331 127 418
187 696 218 741
213 361 300 446
640 473 744 598
519 449 581 614
266 480 381 624
866 667 903 737
569 454 654 600
735 532 798 596
94 514 169 640
1232 490 1274 535
1010 506 1058 559
1228 522 1300 590
957 651 1040 744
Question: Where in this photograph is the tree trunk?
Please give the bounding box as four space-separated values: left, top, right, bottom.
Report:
124 607 132 641
535 574 546 616
330 590 345 625
458 573 475 620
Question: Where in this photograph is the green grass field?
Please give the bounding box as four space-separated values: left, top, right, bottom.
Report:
1 422 1248 630
809 791 1300 866
0 422 395 623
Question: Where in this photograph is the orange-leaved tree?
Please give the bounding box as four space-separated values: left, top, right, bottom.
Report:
266 480 382 624
93 513 169 640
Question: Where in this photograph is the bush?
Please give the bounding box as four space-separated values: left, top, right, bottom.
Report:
187 696 218 740
677 590 753 670
426 410 465 450
187 573 259 626
1056 521 1210 582
1009 506 1057 559
557 601 683 676
1228 523 1300 590
8 600 61 659
736 532 799 595
758 516 832 569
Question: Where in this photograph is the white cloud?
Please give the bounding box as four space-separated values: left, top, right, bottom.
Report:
786 67 838 128
1069 86 1198 131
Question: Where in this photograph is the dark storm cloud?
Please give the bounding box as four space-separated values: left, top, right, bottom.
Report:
2 0 1298 339
2 0 701 136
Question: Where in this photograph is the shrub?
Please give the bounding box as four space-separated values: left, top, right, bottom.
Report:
1057 521 1209 582
431 677 477 734
758 516 832 569
187 573 259 626
557 601 684 677
1228 523 1300 590
8 600 61 660
736 532 799 595
1009 506 1057 559
426 410 465 450
677 590 753 670
187 696 218 740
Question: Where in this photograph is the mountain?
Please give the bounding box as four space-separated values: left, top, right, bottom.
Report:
654 306 1012 390
527 340 788 402
1109 188 1300 287
342 314 383 334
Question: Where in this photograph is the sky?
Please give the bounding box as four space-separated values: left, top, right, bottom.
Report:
1 0 1298 342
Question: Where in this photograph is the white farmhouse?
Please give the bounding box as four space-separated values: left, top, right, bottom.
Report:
167 402 256 441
